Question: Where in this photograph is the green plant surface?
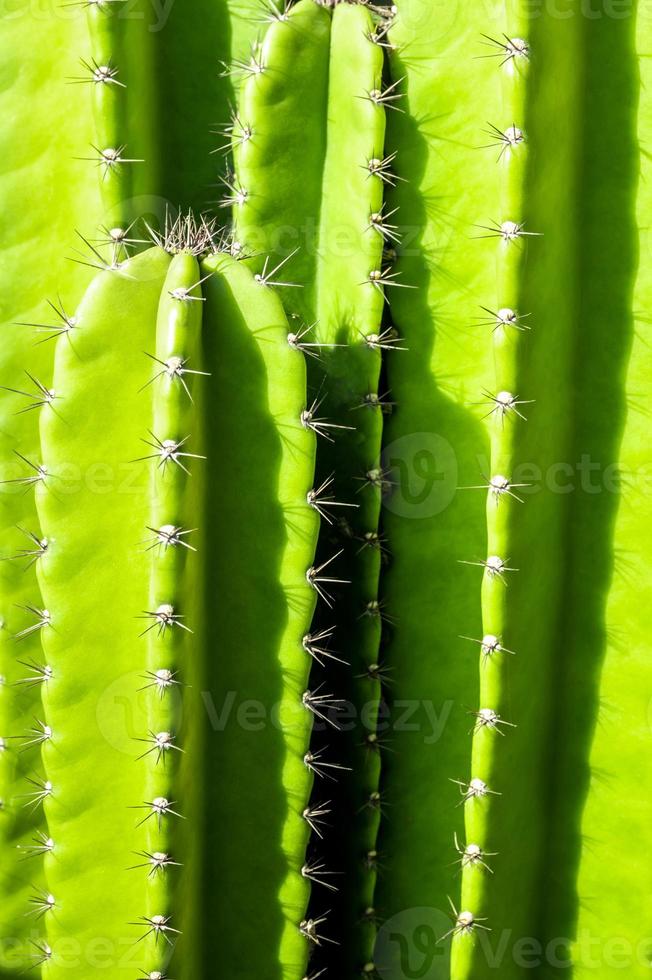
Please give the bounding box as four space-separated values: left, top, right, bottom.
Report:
232 2 390 967
34 246 171 979
378 4 648 979
2 3 651 980
372 5 504 974
539 7 651 978
198 251 319 980
0 10 103 974
567 79 652 970
144 0 266 213
453 3 533 975
142 253 204 980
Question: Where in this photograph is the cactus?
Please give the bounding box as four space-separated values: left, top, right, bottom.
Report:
197 249 320 979
2 1 652 980
231 4 393 971
0 12 102 973
26 235 321 979
376 3 652 980
34 245 172 979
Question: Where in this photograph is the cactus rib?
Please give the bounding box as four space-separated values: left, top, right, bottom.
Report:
198 251 320 980
139 254 205 978
454 3 532 975
0 9 102 974
83 2 135 227
231 2 390 968
34 247 172 978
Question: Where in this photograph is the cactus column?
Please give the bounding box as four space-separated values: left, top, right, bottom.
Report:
454 3 534 975
197 250 320 980
230 2 392 967
0 9 102 974
377 2 584 978
27 230 325 980
540 5 651 978
373 4 504 975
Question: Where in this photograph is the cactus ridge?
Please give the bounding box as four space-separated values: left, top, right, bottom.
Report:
198 250 321 979
137 253 205 978
0 5 104 971
33 246 172 978
230 0 395 968
453 4 532 971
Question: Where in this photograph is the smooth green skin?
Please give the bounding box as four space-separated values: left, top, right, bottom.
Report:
542 6 651 977
0 8 101 973
567 17 652 967
234 0 331 309
199 253 319 980
34 247 171 979
234 4 388 969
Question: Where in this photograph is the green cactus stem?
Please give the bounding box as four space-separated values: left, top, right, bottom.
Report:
27 234 320 980
197 250 320 980
454 3 532 975
0 12 103 974
34 247 171 979
373 4 505 974
231 2 391 966
2 2 652 979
